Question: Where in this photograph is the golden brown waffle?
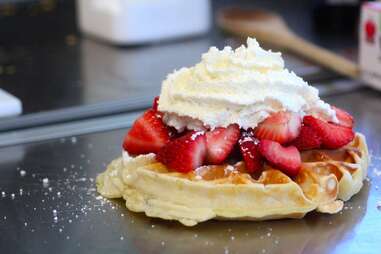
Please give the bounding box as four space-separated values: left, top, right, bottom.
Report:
97 133 369 226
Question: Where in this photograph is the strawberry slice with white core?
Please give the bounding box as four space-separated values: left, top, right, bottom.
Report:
122 109 170 155
254 111 301 144
291 125 322 151
259 140 301 177
331 106 354 128
238 130 263 173
156 131 207 173
206 124 240 164
303 115 354 149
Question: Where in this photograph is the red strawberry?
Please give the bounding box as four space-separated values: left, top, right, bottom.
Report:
303 115 354 149
259 140 301 177
152 96 160 111
122 109 170 155
205 124 240 164
291 125 322 151
238 131 263 173
331 106 354 128
254 112 301 144
156 131 207 173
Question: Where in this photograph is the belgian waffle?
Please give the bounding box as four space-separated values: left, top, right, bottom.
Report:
97 133 368 226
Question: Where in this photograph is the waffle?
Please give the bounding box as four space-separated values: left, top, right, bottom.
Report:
97 133 369 226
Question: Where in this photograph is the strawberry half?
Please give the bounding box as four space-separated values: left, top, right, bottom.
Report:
122 109 170 155
331 106 354 128
291 125 322 151
254 112 301 144
304 115 354 149
205 124 240 164
238 130 263 173
156 131 207 173
152 96 160 112
259 140 301 177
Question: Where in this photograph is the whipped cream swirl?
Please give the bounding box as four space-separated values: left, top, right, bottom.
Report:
158 38 336 131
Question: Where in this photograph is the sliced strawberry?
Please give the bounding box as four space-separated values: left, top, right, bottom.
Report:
238 131 263 173
152 96 160 112
304 115 354 149
331 106 354 128
122 109 170 155
259 140 301 177
205 124 240 164
156 131 207 173
291 125 322 151
254 112 301 144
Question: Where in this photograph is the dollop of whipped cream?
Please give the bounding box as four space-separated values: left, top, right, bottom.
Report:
158 38 336 131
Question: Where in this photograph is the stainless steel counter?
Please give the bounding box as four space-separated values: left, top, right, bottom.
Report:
0 89 380 254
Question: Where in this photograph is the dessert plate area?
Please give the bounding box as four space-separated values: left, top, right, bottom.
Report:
0 90 380 254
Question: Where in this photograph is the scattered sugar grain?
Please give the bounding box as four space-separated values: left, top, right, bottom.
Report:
373 168 381 176
42 178 49 188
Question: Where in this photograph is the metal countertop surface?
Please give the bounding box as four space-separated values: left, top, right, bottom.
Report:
0 89 380 254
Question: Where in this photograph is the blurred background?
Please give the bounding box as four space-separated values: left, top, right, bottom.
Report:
0 0 379 136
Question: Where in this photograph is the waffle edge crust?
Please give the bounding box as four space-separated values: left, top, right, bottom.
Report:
96 133 369 226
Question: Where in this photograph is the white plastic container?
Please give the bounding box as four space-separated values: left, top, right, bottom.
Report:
77 0 211 45
0 89 22 118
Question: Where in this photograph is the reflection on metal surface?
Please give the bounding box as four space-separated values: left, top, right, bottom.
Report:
0 145 24 164
80 37 212 103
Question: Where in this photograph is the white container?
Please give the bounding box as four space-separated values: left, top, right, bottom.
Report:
359 2 381 89
0 89 22 118
77 0 211 45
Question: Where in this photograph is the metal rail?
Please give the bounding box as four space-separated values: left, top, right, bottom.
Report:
0 111 142 147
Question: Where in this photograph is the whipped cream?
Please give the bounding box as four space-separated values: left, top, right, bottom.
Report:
158 38 336 131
